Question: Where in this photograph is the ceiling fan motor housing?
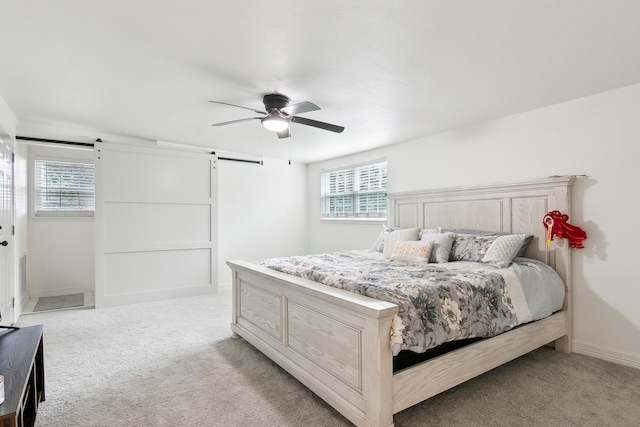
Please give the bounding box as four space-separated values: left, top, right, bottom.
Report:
263 94 290 112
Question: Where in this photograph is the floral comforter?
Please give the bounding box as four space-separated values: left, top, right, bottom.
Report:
256 250 559 356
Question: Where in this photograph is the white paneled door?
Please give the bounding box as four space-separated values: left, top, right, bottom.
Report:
0 125 14 325
95 142 218 308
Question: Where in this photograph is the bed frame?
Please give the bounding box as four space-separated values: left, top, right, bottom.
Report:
227 176 575 427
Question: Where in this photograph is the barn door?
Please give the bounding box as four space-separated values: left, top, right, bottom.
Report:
95 141 218 308
0 124 14 325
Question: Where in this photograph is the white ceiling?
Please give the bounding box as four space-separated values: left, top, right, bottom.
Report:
1 1 640 163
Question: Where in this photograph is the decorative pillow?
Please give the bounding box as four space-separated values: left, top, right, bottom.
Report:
391 241 433 263
419 228 439 238
371 224 389 252
382 227 421 258
448 234 498 262
482 234 526 268
442 228 534 257
420 232 455 263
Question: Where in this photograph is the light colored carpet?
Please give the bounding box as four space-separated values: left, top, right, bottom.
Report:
33 293 84 312
16 289 640 427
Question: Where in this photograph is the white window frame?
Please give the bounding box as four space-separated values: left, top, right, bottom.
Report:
34 158 96 218
320 159 387 221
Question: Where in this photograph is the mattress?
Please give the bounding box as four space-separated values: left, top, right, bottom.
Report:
256 250 565 356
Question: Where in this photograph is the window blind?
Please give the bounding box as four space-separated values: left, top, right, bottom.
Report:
320 160 387 219
35 160 95 217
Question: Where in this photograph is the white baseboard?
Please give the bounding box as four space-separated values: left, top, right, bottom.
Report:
18 291 31 314
217 282 232 291
573 341 640 369
95 284 216 308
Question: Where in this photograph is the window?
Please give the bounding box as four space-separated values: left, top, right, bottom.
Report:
34 159 95 217
320 160 387 219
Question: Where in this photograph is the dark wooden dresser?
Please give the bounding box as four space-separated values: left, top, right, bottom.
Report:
0 325 45 427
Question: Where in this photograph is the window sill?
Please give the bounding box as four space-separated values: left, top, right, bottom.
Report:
31 214 95 220
319 218 387 225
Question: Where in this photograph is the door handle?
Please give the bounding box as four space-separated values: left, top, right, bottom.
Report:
0 241 7 246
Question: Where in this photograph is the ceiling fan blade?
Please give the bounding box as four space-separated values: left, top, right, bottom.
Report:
280 101 320 116
276 128 291 139
212 117 262 126
209 100 266 115
290 116 345 133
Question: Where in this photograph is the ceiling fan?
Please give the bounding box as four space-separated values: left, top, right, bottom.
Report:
210 93 345 139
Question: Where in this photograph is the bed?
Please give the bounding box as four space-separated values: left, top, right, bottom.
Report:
227 176 575 427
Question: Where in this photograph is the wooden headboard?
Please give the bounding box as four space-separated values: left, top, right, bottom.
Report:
387 176 576 289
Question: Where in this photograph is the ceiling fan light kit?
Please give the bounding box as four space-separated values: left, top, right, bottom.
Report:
261 114 289 132
210 93 344 139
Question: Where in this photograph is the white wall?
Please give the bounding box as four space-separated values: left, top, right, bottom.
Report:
308 83 640 368
27 144 95 297
217 157 308 285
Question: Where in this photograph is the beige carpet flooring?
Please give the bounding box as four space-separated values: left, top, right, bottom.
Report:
15 289 640 427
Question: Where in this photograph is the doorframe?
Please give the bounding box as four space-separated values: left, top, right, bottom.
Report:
0 122 15 325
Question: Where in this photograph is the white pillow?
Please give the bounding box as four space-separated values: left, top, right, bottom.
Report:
420 232 455 263
371 224 388 252
482 234 526 268
391 241 433 263
382 227 420 258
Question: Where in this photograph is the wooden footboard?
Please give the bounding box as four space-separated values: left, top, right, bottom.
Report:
228 259 570 427
228 260 399 427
